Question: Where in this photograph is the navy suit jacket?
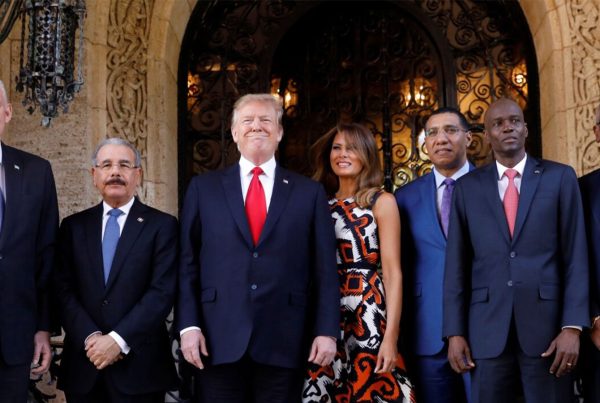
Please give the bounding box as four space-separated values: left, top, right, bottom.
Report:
0 143 58 365
176 163 340 369
395 165 473 356
55 199 178 395
443 157 589 359
579 169 600 321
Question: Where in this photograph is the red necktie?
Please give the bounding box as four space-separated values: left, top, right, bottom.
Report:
245 167 266 245
503 168 519 238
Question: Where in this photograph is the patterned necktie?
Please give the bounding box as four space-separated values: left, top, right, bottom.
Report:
440 178 455 237
245 167 267 245
102 208 124 283
503 168 519 238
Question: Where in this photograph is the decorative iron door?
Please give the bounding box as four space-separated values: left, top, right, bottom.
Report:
180 0 538 195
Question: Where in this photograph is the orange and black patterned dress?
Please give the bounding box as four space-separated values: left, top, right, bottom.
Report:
302 196 416 403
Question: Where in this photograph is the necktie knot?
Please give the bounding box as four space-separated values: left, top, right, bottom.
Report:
443 178 455 188
251 167 264 177
504 168 518 180
108 208 124 218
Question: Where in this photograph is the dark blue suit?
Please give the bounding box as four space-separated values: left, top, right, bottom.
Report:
55 199 178 397
579 169 600 402
177 164 340 370
0 143 58 398
396 168 470 403
443 157 589 402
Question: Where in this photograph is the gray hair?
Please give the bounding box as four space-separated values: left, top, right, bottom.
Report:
231 93 283 128
0 80 8 106
92 137 142 167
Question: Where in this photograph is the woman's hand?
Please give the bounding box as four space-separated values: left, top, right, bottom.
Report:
375 337 398 373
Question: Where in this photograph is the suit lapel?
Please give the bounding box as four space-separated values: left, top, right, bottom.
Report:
0 146 22 244
105 199 147 291
421 173 446 247
512 158 543 243
85 203 106 287
221 164 253 248
258 166 291 247
482 164 512 244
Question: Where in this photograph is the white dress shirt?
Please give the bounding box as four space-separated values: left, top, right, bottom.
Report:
433 160 470 219
495 154 527 200
86 196 136 354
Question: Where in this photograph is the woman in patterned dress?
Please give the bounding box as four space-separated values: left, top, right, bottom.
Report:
302 122 416 403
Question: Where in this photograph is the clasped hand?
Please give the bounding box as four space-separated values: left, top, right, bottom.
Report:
85 334 123 370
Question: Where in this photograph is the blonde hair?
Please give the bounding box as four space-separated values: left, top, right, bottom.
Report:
312 122 383 208
231 93 283 128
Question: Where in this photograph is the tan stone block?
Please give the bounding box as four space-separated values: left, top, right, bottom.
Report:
168 0 193 45
520 0 551 37
85 0 110 46
534 8 563 71
538 50 567 128
85 42 109 109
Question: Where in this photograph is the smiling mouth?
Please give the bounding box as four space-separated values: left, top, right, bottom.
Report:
336 162 351 168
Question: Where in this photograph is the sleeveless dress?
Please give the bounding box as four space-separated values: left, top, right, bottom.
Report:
302 196 416 403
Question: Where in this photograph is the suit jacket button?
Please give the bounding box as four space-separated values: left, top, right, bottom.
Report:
252 252 259 258
251 284 257 290
510 251 516 258
0 254 3 260
102 299 109 305
507 280 513 287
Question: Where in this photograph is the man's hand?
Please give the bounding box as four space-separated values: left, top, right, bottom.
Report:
180 329 209 369
307 336 336 366
447 336 475 374
31 331 51 376
542 328 580 377
591 319 600 350
86 334 122 370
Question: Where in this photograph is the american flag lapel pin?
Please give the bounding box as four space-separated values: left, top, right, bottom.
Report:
14 164 20 170
137 217 144 222
283 179 289 184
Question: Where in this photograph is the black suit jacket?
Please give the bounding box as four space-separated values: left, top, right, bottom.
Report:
580 169 600 321
177 164 340 369
0 143 58 365
444 158 589 358
55 198 178 395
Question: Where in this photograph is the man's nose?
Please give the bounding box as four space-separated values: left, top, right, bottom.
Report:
250 118 261 130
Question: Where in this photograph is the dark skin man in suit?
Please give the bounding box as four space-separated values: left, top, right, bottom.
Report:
444 98 588 403
0 80 59 402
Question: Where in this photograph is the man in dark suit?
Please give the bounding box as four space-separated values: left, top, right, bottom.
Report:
0 80 59 402
177 93 340 402
443 98 589 403
54 138 178 402
396 107 472 403
578 103 600 402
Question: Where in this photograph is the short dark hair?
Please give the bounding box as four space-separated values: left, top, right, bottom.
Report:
426 107 470 131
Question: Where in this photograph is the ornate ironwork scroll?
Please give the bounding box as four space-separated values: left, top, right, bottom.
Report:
107 0 153 192
181 0 538 192
0 0 22 44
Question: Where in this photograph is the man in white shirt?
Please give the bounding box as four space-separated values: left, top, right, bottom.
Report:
54 138 178 402
443 98 588 403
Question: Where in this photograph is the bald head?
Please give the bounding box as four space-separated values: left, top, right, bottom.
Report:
483 98 528 167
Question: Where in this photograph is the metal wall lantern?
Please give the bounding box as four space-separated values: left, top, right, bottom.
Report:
16 0 85 127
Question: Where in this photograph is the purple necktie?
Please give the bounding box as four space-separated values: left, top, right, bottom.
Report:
440 178 455 237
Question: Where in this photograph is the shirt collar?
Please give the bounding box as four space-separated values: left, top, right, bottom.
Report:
102 196 135 216
239 155 276 178
496 154 527 179
433 160 470 189
0 142 3 165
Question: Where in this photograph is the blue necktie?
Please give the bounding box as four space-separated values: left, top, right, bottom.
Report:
440 178 455 237
102 208 123 283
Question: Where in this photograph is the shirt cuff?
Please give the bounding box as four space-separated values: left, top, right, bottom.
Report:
562 326 582 332
180 326 201 337
109 331 131 354
84 331 101 348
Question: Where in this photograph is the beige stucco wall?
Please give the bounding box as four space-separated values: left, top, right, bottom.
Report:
0 0 598 222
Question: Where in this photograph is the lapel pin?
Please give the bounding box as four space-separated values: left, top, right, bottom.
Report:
534 170 540 174
137 217 144 222
14 164 20 170
283 179 289 184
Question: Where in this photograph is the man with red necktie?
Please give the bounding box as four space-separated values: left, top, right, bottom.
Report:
177 93 340 402
443 98 589 403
